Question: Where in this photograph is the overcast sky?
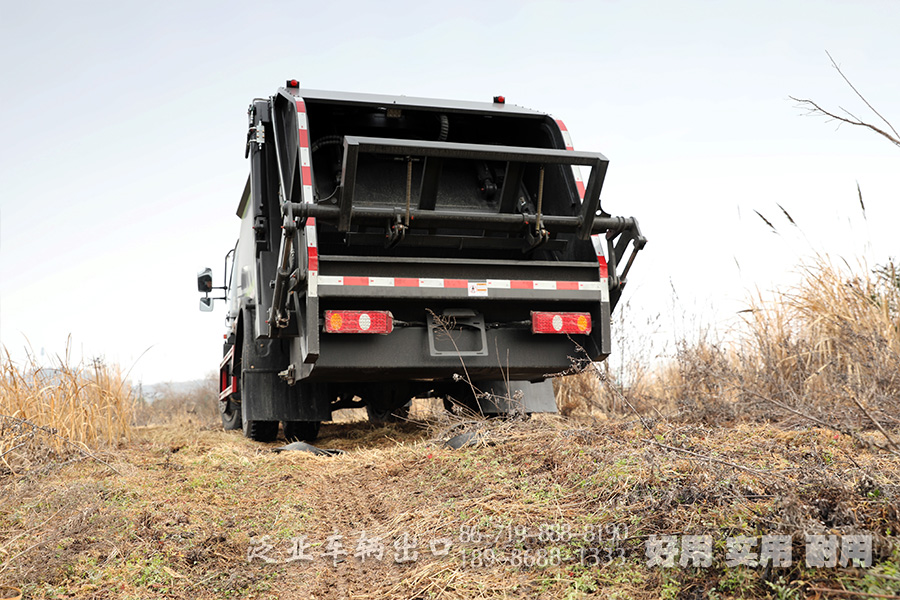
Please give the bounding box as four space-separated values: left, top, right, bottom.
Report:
1 0 898 384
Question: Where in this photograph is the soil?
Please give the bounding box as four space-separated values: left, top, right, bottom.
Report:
1 415 898 599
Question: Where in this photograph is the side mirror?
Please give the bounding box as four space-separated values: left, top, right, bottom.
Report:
199 297 214 312
197 268 213 293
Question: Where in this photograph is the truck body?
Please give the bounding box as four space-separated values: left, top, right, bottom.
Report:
199 82 645 442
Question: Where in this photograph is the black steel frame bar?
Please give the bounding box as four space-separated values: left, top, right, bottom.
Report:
337 136 608 238
287 202 636 235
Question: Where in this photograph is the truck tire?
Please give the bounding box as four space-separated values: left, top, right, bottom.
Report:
243 418 279 442
220 398 242 430
364 383 412 424
218 339 243 431
366 403 410 424
283 421 320 442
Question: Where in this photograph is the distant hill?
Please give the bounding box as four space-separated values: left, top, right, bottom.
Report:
135 379 211 402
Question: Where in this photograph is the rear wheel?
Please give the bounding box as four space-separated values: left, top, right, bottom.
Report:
242 418 279 442
283 421 321 442
363 382 412 424
366 403 410 424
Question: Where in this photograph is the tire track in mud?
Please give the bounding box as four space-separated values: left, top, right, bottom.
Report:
277 433 430 599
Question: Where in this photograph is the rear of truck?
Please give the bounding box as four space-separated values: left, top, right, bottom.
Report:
210 82 644 440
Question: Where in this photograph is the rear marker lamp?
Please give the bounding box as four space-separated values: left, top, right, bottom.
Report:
325 310 394 334
531 311 592 334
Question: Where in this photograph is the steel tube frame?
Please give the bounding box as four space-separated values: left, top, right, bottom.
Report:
336 136 609 239
285 202 636 235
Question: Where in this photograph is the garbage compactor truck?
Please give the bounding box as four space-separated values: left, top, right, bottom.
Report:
197 80 645 442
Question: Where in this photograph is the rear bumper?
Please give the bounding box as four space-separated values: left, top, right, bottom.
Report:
288 255 611 383
304 323 606 382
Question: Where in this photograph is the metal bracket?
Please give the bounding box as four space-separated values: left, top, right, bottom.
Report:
427 309 488 357
253 121 265 147
604 218 647 308
245 121 265 158
253 215 267 247
386 214 407 248
522 226 550 252
277 363 295 384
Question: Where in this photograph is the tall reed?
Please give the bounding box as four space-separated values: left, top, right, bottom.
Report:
0 350 134 452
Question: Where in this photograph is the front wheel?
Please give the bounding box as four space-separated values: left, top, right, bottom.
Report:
283 421 321 442
220 398 242 430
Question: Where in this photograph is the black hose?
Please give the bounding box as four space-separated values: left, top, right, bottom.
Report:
311 135 344 153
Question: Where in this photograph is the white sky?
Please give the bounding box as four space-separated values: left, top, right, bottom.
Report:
1 0 898 384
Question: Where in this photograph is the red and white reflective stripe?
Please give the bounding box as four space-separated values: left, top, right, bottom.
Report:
591 237 609 303
555 118 575 151
572 165 586 199
218 346 237 400
590 235 609 279
295 97 319 297
306 218 318 272
557 118 609 302
317 276 603 292
295 99 314 205
554 119 586 199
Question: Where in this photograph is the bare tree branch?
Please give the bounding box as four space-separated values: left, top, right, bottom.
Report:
826 50 900 141
790 52 900 149
790 95 900 149
741 388 900 458
848 391 900 455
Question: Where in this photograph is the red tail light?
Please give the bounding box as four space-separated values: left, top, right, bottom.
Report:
531 311 592 334
324 310 394 334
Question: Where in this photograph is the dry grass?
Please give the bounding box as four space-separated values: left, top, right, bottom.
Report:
1 417 897 599
558 257 900 439
2 252 898 597
739 257 900 419
554 370 601 418
133 376 220 429
0 351 134 477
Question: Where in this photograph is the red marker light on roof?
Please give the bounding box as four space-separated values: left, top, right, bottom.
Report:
324 310 394 334
287 79 299 88
531 312 592 334
493 95 505 104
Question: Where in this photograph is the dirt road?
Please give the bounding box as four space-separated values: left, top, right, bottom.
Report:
2 416 898 599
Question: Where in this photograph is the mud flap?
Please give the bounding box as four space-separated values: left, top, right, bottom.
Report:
475 380 557 414
242 373 333 422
